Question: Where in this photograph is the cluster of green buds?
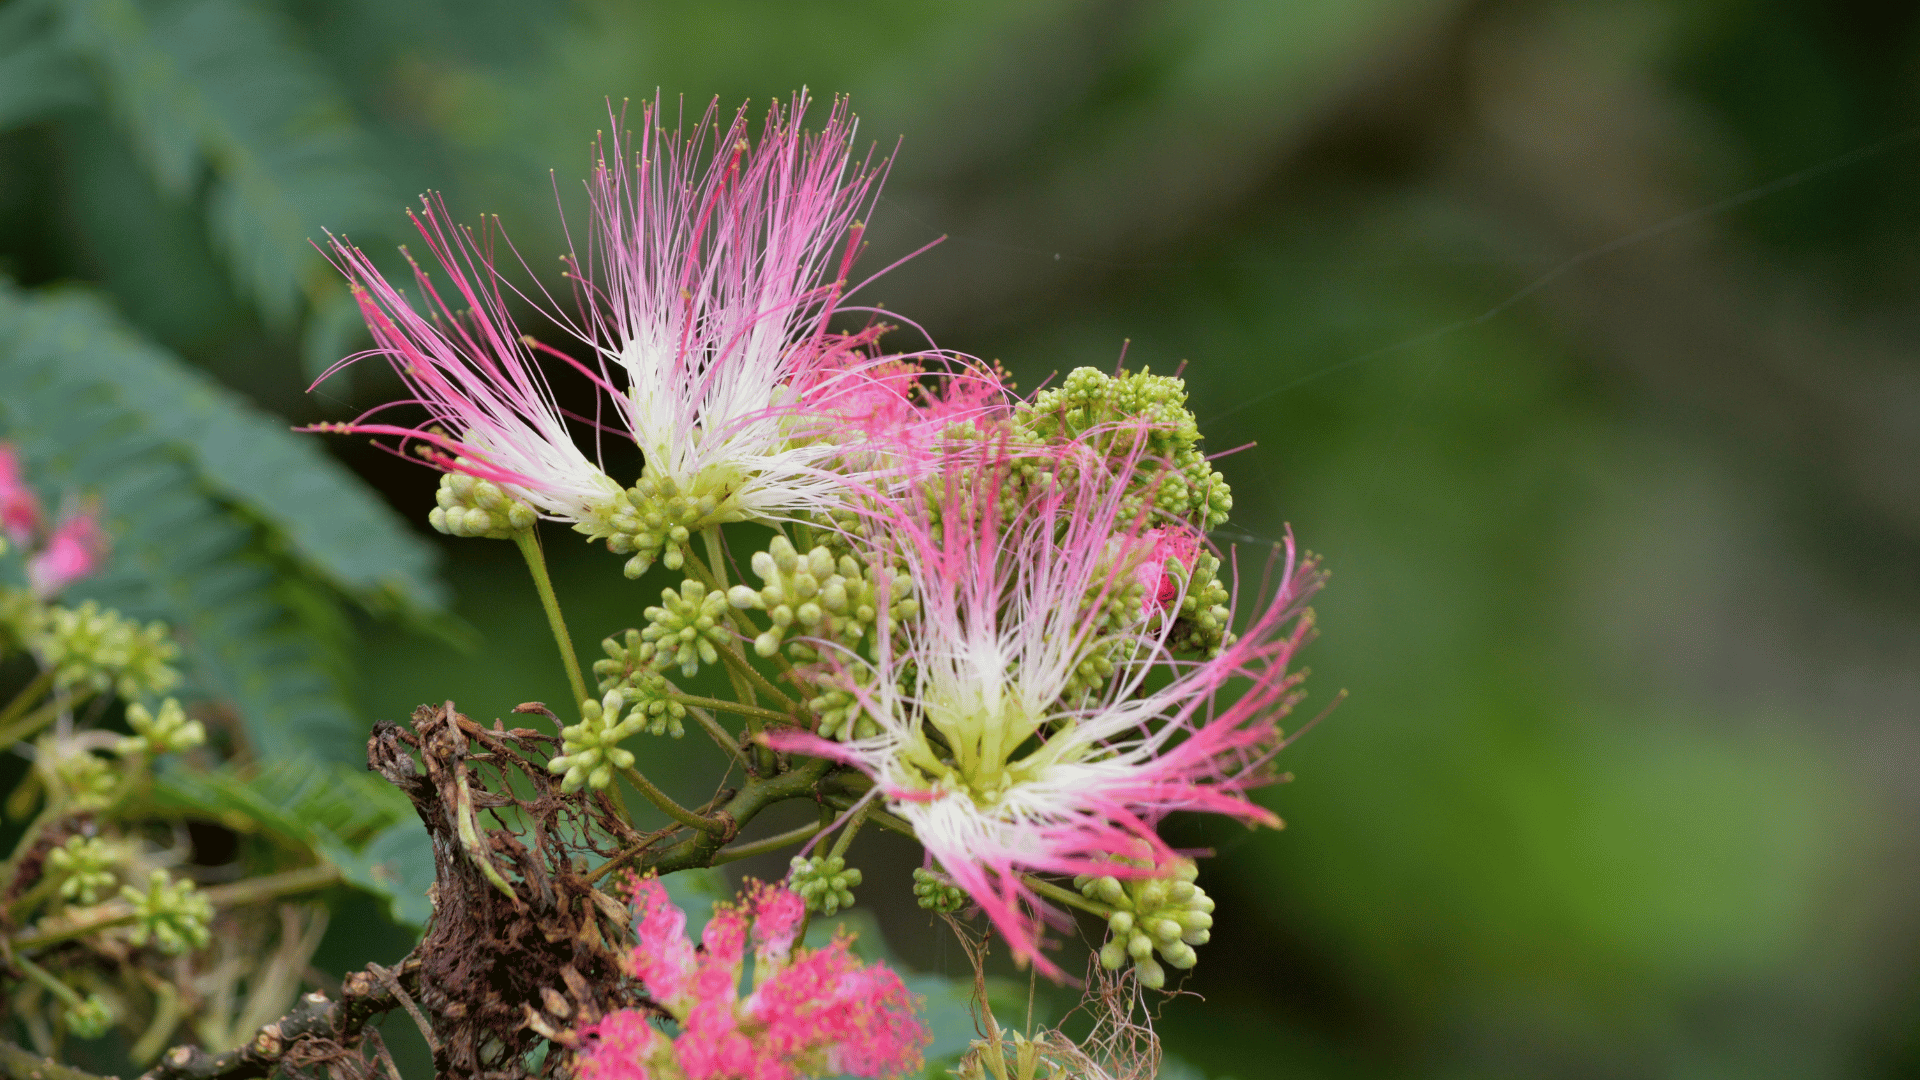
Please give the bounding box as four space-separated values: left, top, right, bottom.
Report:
428 472 537 539
639 579 731 678
1016 366 1233 530
46 835 122 904
122 869 213 955
1076 858 1215 989
37 601 179 699
728 536 918 659
117 697 205 757
65 993 114 1039
592 634 688 738
804 668 878 741
1166 550 1234 658
583 469 747 579
911 867 968 914
547 690 641 792
37 738 119 811
787 854 862 915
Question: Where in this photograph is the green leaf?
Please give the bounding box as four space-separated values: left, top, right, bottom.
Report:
152 757 436 928
0 0 91 132
0 279 447 621
55 0 398 324
0 279 445 759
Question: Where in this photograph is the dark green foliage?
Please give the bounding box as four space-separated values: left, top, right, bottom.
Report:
153 756 435 926
0 280 446 760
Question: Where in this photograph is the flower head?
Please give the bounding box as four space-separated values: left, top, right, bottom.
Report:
308 198 624 532
774 433 1321 979
28 506 108 597
0 443 42 545
574 877 927 1080
569 92 962 566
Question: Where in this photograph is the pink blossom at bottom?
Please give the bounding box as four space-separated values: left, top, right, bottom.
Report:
572 878 928 1080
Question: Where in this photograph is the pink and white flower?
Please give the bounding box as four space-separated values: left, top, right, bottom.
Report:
308 199 624 527
774 434 1322 979
573 877 927 1080
0 444 42 546
28 506 108 597
570 91 948 524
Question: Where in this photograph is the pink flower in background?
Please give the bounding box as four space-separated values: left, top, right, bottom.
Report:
27 507 108 597
0 444 42 545
570 91 936 521
307 199 624 526
773 434 1321 979
573 878 927 1080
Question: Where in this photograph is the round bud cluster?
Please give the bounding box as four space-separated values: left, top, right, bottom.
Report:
1076 859 1215 989
122 869 212 955
1166 550 1234 658
548 690 642 792
911 868 968 914
805 675 878 742
639 580 731 678
47 835 121 904
40 740 118 811
38 601 179 700
592 633 687 738
729 537 918 660
584 470 748 580
1017 367 1233 530
117 697 205 757
65 993 113 1039
428 472 536 539
787 854 862 915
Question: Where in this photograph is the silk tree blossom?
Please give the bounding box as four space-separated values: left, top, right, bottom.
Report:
28 506 108 598
566 92 949 572
772 434 1323 979
572 877 927 1080
307 198 624 532
0 444 42 546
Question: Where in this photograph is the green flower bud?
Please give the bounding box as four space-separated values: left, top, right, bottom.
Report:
731 539 915 660
118 697 204 757
592 634 690 737
1076 857 1217 988
47 836 121 904
639 579 731 678
39 602 179 700
548 690 647 791
122 869 212 955
65 993 113 1039
428 471 537 539
788 854 862 915
911 868 968 915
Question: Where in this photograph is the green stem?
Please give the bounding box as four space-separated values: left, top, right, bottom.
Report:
0 669 54 733
9 953 84 1010
714 647 798 714
668 693 793 727
702 526 728 590
7 864 339 954
647 757 834 875
514 529 589 711
827 799 871 861
1 1038 110 1080
711 820 825 865
824 795 914 841
0 691 86 754
616 765 725 835
1025 874 1114 918
678 702 753 774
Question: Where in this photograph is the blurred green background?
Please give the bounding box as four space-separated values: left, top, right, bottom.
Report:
5 0 1920 1077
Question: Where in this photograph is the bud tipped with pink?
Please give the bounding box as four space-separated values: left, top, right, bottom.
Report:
0 444 43 546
